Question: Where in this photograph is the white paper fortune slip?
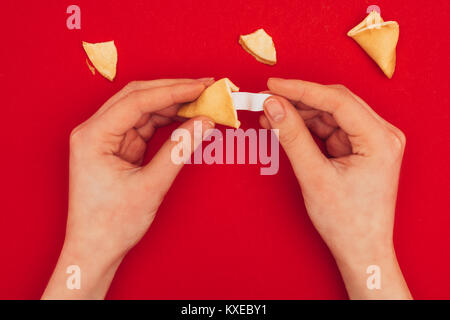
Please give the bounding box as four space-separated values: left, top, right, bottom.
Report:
231 92 272 112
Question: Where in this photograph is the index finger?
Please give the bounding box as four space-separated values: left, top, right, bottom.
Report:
94 82 205 136
267 78 382 140
93 78 215 119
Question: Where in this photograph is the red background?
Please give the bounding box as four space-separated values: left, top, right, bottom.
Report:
1 0 449 299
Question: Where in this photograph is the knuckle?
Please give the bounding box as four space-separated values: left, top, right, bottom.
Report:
69 125 90 146
390 134 403 153
169 90 179 104
297 85 308 101
122 81 143 97
124 81 139 91
123 89 141 103
331 84 349 93
280 127 301 147
69 127 82 145
382 130 405 157
395 129 406 147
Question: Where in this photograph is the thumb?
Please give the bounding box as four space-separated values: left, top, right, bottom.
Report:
138 117 214 197
263 96 329 182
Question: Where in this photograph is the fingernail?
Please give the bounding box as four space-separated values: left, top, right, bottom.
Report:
197 77 215 82
264 98 285 122
205 120 215 128
203 120 215 139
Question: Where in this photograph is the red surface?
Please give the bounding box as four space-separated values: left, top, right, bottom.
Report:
1 0 449 299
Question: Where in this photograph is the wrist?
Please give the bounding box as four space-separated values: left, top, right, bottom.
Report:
62 233 126 267
333 243 411 299
333 239 396 270
42 238 124 299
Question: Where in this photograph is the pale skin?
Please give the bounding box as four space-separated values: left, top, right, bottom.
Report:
260 78 411 299
42 77 411 300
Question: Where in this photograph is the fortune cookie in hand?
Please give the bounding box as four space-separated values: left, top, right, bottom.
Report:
177 78 241 128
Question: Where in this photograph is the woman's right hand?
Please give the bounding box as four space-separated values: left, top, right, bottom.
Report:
260 78 411 299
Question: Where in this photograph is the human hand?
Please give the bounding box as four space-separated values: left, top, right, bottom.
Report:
42 78 214 299
260 78 411 299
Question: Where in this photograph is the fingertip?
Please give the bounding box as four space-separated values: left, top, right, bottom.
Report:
194 115 215 124
175 81 206 101
197 77 214 81
267 77 288 88
202 118 215 130
259 114 271 129
193 81 207 90
268 77 284 83
170 81 205 94
263 95 307 128
196 77 215 86
263 95 293 110
184 116 215 131
264 94 284 103
263 97 286 123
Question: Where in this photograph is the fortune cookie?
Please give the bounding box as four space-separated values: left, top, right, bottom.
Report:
347 11 399 78
177 78 241 128
82 41 118 81
239 29 277 66
86 59 96 75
